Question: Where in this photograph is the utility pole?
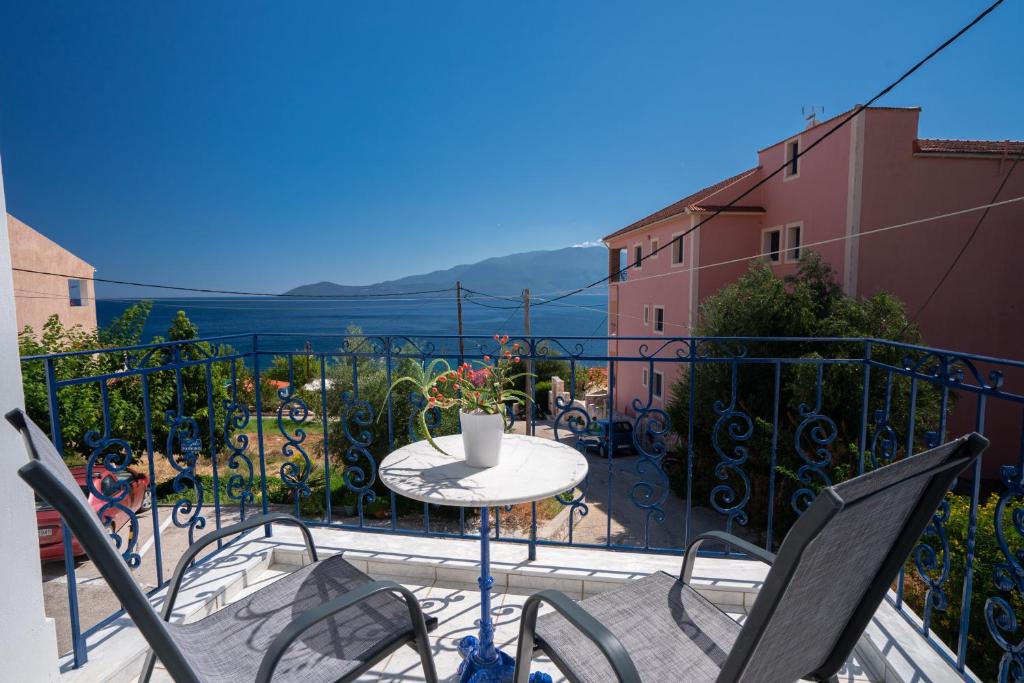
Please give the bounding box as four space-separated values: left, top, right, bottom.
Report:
455 281 465 365
523 288 534 436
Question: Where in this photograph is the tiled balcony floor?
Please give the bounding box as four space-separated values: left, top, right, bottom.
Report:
147 567 877 683
61 525 955 682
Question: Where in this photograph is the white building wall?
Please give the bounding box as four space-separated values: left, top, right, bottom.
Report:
0 153 60 678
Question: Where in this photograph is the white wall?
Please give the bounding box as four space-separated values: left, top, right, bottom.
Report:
0 153 59 678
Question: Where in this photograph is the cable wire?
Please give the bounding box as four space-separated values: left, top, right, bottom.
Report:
532 0 1006 307
595 194 1024 290
497 302 524 331
586 314 609 338
495 194 1024 332
12 267 455 299
904 154 1022 327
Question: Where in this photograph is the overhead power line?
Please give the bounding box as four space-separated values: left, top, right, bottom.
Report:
462 295 522 310
533 0 1006 308
587 315 609 338
591 195 1024 290
905 154 1022 326
461 194 1024 331
12 267 456 299
498 302 524 331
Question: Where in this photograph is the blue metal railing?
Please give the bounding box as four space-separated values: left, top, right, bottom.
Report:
20 334 1024 680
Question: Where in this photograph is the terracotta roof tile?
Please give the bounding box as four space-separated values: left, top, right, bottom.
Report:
915 138 1024 155
603 167 761 241
689 204 765 214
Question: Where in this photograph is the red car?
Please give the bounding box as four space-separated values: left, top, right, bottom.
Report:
36 466 152 562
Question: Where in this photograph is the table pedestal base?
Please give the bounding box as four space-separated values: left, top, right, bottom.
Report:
456 635 516 682
459 507 552 683
457 635 552 683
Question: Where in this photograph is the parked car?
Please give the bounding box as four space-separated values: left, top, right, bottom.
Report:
579 419 635 457
36 465 151 562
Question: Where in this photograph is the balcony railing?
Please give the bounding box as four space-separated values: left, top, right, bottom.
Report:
19 334 1024 681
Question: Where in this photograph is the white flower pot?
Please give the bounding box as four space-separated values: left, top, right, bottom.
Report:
459 410 504 468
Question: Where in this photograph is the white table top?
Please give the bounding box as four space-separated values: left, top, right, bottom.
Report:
379 434 589 507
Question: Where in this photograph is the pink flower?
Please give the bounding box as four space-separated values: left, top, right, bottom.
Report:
469 367 491 388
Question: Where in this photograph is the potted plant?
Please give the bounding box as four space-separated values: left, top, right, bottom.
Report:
385 334 532 467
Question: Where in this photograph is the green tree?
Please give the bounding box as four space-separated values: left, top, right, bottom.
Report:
264 353 320 389
19 304 240 465
666 253 944 546
312 329 459 503
20 316 104 461
150 310 237 457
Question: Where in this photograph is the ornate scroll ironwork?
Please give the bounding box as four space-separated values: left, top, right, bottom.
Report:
341 389 377 509
790 367 838 515
710 363 753 532
870 374 899 470
164 411 206 545
84 388 142 567
551 394 590 536
986 461 1024 682
915 497 952 630
277 384 313 502
223 398 255 515
629 396 671 547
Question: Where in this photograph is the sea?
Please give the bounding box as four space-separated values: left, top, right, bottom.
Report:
96 293 609 357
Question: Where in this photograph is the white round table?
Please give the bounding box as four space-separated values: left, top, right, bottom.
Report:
380 433 588 683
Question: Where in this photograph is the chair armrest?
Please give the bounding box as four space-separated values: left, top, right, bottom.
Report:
139 513 319 682
159 512 318 620
254 580 436 683
513 589 640 683
681 530 776 584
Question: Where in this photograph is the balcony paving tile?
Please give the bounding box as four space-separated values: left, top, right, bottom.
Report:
60 527 909 682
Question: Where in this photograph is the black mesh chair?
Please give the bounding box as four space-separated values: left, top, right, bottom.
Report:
513 432 989 683
9 408 439 683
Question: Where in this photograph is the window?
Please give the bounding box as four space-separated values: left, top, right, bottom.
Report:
653 305 665 333
633 244 643 269
643 304 650 326
785 224 802 262
68 279 83 306
785 138 800 179
762 229 781 263
650 237 659 258
642 367 649 387
653 371 664 399
615 248 629 282
671 234 685 265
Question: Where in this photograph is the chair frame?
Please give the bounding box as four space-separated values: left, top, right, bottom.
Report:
9 409 438 683
513 432 988 683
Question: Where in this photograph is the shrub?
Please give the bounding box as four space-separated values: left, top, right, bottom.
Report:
902 492 1020 681
20 305 240 461
666 254 942 547
534 380 551 415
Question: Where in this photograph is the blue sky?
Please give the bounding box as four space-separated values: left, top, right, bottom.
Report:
0 1 1020 298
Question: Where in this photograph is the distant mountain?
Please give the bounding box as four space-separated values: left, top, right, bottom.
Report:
283 246 607 297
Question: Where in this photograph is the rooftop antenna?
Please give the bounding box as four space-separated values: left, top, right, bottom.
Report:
802 105 825 127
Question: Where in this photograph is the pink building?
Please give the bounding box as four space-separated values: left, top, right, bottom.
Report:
7 213 97 334
603 107 1023 474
